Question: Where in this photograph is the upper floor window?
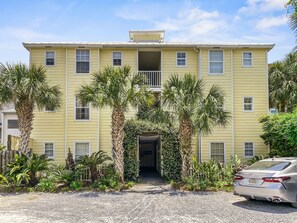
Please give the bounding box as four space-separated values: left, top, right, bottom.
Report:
210 142 225 164
8 120 19 129
243 52 252 67
176 52 187 67
112 52 122 66
209 50 224 74
76 49 90 73
45 105 55 112
244 142 254 157
243 97 254 112
75 97 90 120
45 51 55 66
44 142 54 159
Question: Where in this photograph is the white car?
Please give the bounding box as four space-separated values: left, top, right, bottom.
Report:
234 157 297 208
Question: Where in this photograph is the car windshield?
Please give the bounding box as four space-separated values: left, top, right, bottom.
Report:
245 161 291 171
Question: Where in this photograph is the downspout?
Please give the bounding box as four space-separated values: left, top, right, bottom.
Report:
64 48 68 158
266 49 270 154
231 49 235 157
194 47 202 163
98 48 100 151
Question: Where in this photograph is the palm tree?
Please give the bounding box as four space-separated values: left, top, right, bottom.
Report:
0 63 62 153
269 52 297 112
286 0 297 47
77 66 153 182
79 150 112 183
162 74 230 179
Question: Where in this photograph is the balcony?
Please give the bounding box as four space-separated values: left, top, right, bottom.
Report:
139 71 161 89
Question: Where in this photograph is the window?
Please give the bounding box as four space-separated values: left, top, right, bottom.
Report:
8 120 19 129
76 49 90 73
75 97 90 120
243 52 252 67
210 142 225 164
176 52 187 66
75 142 90 161
243 97 254 111
44 143 54 159
244 142 254 157
45 105 55 112
112 52 122 66
45 51 55 66
209 50 224 74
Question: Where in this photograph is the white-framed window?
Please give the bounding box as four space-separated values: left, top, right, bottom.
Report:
243 97 254 112
75 96 90 120
242 52 252 67
44 105 56 112
7 119 19 129
210 142 225 164
75 142 90 161
44 142 54 159
176 52 187 67
76 49 90 73
112 52 122 66
45 51 55 66
209 50 224 74
244 142 254 158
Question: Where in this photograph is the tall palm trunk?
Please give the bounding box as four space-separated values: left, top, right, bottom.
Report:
111 106 125 182
15 100 34 154
179 118 193 179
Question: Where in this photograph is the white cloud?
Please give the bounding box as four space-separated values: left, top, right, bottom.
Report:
256 15 288 29
238 0 287 14
154 8 226 41
1 27 58 41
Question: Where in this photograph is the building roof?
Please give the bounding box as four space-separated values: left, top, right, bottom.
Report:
23 41 275 51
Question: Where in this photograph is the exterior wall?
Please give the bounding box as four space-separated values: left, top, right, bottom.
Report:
28 45 269 163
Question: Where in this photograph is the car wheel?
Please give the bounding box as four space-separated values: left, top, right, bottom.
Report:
291 203 297 208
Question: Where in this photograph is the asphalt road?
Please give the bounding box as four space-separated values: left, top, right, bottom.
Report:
0 187 296 223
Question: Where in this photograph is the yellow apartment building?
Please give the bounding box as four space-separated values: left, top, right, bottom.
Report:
21 30 274 172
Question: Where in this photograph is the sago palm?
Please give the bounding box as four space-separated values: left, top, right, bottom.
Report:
79 150 111 183
77 65 153 182
0 63 62 153
162 74 230 179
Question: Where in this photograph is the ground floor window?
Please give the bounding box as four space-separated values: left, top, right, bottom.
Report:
75 142 90 161
244 142 254 157
44 142 54 159
210 142 225 164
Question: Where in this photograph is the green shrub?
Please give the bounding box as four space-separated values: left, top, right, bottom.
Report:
35 178 55 192
70 181 82 191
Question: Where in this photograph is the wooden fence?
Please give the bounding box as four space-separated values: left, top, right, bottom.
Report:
0 150 19 174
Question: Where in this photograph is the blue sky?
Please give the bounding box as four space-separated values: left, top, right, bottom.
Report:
0 0 294 63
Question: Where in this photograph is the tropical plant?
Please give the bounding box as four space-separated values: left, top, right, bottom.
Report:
247 155 268 165
269 53 297 112
77 65 153 182
79 150 112 183
260 110 297 157
65 148 75 171
286 0 297 46
5 153 49 186
162 74 230 179
0 63 62 153
230 155 247 174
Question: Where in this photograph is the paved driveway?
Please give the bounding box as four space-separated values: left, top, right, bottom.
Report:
0 188 296 223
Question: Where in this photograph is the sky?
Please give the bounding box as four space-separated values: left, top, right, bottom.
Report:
0 0 295 64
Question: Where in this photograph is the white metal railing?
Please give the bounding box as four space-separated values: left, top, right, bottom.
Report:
138 71 161 89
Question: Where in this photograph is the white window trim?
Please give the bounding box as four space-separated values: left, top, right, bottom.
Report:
242 51 253 68
209 142 226 164
244 142 254 158
45 51 56 67
74 96 91 121
74 142 91 161
75 48 91 75
44 142 55 159
243 96 254 112
112 51 123 67
208 49 224 75
176 51 187 67
44 106 56 113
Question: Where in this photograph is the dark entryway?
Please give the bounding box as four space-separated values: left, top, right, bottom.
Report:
138 134 161 179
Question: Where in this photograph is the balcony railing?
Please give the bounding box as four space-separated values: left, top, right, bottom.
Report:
138 71 161 89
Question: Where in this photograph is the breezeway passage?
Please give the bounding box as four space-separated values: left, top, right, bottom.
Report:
0 190 296 223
